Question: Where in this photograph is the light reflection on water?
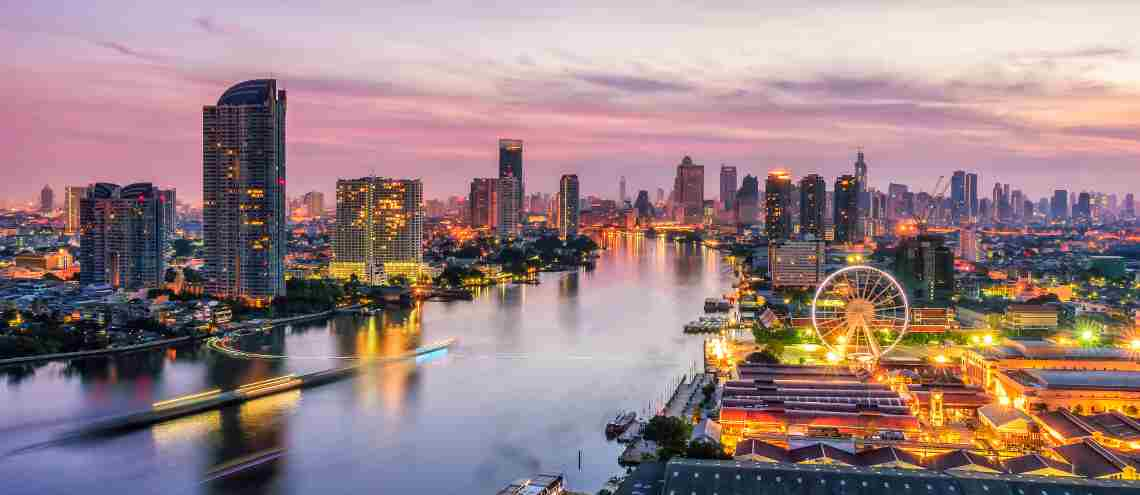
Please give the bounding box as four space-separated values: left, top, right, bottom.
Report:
0 236 728 494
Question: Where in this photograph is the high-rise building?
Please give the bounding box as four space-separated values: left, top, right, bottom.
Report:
656 188 665 204
735 175 759 225
1011 189 1024 221
64 186 87 234
302 191 324 218
499 139 524 216
887 183 909 221
951 171 966 221
331 177 423 285
159 189 177 236
468 178 498 228
634 190 653 220
40 185 54 213
618 175 627 204
799 174 826 239
1075 192 1092 222
765 170 793 240
1125 193 1136 219
768 240 824 289
854 150 868 193
896 234 954 302
559 174 580 238
79 183 166 289
958 223 980 262
966 173 979 220
497 177 520 237
672 156 704 224
833 175 859 243
203 79 287 303
719 165 738 211
991 183 1003 223
1052 190 1068 221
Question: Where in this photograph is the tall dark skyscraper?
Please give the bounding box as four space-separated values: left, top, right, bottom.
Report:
498 139 524 215
833 175 859 243
672 156 704 224
40 185 54 213
1075 192 1092 222
634 190 653 220
79 182 165 289
468 178 498 228
203 79 287 304
966 173 979 220
735 174 759 225
853 150 868 193
765 170 792 240
719 164 737 211
950 171 966 221
618 175 627 204
799 174 826 239
558 174 580 238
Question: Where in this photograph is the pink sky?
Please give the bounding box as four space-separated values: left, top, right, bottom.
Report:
3 1 1140 205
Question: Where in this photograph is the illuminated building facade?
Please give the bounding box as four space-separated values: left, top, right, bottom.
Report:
765 170 792 240
558 174 579 238
159 188 176 236
64 185 87 234
720 164 737 211
833 175 858 243
332 177 424 284
497 177 520 237
799 174 826 239
468 177 498 228
498 139 524 216
79 182 166 289
673 156 704 224
203 79 287 303
768 240 824 289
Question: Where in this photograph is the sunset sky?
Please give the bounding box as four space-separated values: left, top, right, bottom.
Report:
4 1 1140 205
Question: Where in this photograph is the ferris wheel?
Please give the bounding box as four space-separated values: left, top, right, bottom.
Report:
810 265 910 363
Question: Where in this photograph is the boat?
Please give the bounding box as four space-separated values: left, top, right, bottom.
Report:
605 411 637 437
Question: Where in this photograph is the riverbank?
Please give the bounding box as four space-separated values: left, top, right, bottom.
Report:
0 305 360 367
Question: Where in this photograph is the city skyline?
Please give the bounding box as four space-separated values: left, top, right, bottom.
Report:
6 3 1140 204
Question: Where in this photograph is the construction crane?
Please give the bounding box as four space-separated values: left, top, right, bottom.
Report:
911 175 951 235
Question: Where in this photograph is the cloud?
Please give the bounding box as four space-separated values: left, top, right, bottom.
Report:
192 16 240 35
1063 125 1140 142
573 71 694 93
91 41 167 63
765 75 955 103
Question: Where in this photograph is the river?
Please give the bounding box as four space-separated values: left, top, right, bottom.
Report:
0 234 731 494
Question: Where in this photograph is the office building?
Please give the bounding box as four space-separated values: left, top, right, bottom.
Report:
302 191 324 218
40 185 53 213
159 188 177 236
64 185 87 234
331 177 424 285
1052 190 1069 221
886 183 908 221
719 165 737 211
498 139 524 216
966 173 979 219
203 79 287 304
833 175 859 243
895 234 954 302
798 175 825 239
656 187 665 204
468 178 498 228
634 190 653 220
764 170 792 240
618 175 627 204
958 222 980 262
1125 193 1135 219
735 175 759 225
558 174 580 238
768 240 824 289
497 177 520 237
672 156 704 224
79 182 166 289
951 171 966 221
1075 192 1092 222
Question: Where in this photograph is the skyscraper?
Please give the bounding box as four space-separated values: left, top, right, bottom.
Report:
719 165 738 211
79 183 166 289
331 177 424 285
159 189 176 236
203 79 287 304
468 178 498 228
887 183 909 221
558 174 580 238
634 190 653 220
765 170 793 240
1125 193 1136 220
853 150 868 193
619 175 627 204
735 175 759 225
302 191 324 218
656 188 665 204
1075 192 1092 222
40 185 54 213
833 175 859 243
1052 190 1068 221
497 177 520 237
64 186 87 234
499 139 524 216
950 171 966 221
799 174 826 239
966 173 979 220
672 156 704 224
991 183 1003 223
853 150 869 238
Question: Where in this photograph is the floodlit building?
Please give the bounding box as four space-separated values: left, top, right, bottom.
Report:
768 240 824 289
331 177 424 284
673 156 704 224
558 174 579 238
79 182 166 289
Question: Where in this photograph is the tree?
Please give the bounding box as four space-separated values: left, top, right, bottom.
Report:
684 440 730 460
643 415 691 459
745 349 780 364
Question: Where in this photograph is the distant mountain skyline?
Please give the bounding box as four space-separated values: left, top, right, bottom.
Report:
4 2 1140 204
